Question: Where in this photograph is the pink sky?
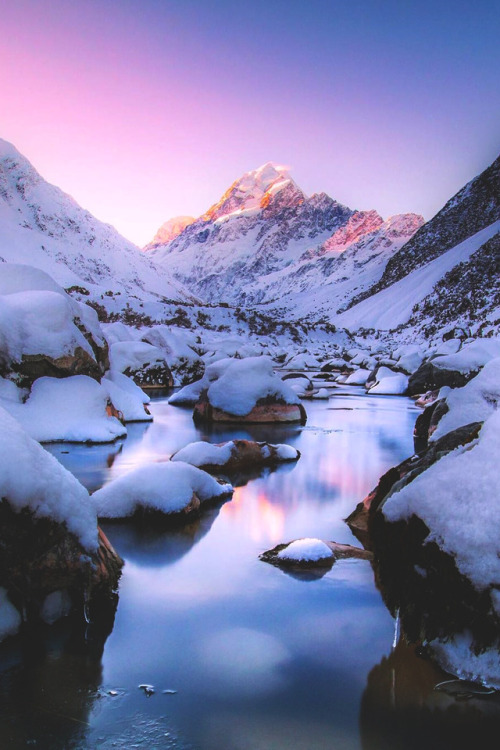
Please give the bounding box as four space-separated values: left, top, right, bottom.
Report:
1 0 499 246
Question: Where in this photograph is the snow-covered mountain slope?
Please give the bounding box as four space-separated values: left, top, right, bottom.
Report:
145 162 423 307
0 139 195 306
347 153 500 309
336 220 500 332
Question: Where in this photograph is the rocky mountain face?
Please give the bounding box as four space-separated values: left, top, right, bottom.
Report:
406 231 500 339
0 139 193 306
145 162 423 308
347 153 500 310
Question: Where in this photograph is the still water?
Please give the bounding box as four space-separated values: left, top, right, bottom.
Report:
3 385 497 749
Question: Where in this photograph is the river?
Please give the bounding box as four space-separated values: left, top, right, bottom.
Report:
3 385 495 749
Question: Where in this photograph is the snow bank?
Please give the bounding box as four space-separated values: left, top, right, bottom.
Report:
431 338 500 375
382 408 500 590
0 405 97 549
92 461 232 518
207 357 300 416
277 538 333 562
431 357 500 440
337 221 500 330
4 375 126 443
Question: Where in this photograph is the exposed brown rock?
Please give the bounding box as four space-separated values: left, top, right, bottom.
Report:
193 392 307 424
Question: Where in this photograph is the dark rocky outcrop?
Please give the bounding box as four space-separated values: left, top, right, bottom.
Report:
124 362 174 389
407 361 473 396
347 153 500 309
0 499 123 634
11 347 104 389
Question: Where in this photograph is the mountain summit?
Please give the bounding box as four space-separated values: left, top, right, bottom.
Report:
144 162 423 308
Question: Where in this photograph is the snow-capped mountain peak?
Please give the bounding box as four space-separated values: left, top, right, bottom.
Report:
202 161 304 222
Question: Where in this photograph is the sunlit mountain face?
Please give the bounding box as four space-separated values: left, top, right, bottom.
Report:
145 161 423 313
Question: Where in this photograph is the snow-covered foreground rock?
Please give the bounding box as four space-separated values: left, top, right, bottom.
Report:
347 357 500 687
3 375 127 443
92 461 233 520
0 406 122 641
192 356 307 424
171 439 300 472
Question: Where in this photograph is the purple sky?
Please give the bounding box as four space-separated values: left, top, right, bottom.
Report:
1 0 499 246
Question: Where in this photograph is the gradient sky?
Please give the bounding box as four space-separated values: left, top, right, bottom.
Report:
1 0 499 246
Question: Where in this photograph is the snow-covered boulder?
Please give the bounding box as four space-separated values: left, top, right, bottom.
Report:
141 325 204 385
367 369 408 395
108 340 173 388
282 373 314 397
349 405 500 687
171 439 300 472
345 368 371 386
4 375 127 443
430 357 500 441
92 461 233 520
0 405 122 639
408 338 500 396
192 357 307 424
102 371 152 422
282 352 321 371
169 357 234 406
0 264 108 386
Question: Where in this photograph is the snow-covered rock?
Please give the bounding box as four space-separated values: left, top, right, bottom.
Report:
382 408 500 591
192 356 307 424
108 340 173 388
4 375 126 443
92 461 233 519
0 263 108 385
171 439 300 472
277 538 334 562
430 357 500 441
345 368 371 385
367 368 408 395
0 404 97 549
102 371 152 422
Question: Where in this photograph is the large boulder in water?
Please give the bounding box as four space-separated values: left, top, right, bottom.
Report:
192 356 307 424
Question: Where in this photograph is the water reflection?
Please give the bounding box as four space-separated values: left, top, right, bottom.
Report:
0 621 110 749
360 640 500 750
2 389 424 750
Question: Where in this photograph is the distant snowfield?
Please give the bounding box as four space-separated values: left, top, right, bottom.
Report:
337 221 500 331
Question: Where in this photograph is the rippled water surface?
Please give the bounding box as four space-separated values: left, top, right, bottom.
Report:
4 385 495 750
